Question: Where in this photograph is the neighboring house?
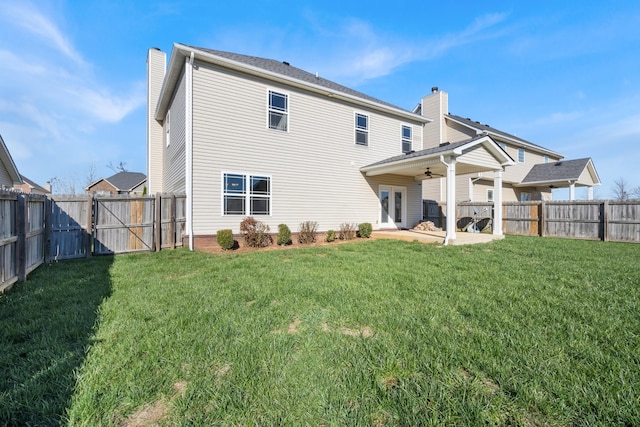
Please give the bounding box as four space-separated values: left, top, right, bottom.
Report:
416 88 601 202
86 172 147 196
147 44 518 248
0 133 22 189
13 175 51 195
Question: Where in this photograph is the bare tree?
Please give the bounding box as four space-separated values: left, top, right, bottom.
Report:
612 178 630 201
49 176 77 195
107 161 128 173
632 185 640 199
84 162 98 188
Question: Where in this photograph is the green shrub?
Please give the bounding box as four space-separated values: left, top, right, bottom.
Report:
240 217 272 248
338 222 357 240
325 229 336 242
277 224 292 245
358 222 373 238
216 229 235 250
298 221 318 244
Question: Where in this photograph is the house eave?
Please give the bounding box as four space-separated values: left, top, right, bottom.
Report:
445 115 564 158
155 43 431 124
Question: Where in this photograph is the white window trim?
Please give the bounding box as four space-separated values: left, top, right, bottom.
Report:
267 89 289 132
402 124 412 153
355 112 369 146
518 148 525 163
221 171 273 216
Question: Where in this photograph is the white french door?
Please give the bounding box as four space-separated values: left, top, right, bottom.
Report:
379 186 406 229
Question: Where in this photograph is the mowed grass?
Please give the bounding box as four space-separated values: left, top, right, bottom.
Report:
2 237 639 425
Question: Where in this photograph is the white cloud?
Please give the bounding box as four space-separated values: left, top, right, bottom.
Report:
3 1 86 66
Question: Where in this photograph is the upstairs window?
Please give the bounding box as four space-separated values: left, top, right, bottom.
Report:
498 142 507 151
355 113 368 146
544 155 549 163
402 125 412 153
518 148 525 163
223 173 271 215
268 90 288 131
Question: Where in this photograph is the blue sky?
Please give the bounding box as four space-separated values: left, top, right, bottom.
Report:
1 1 639 198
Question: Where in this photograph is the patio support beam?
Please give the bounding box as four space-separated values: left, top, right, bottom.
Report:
444 156 457 244
588 186 594 200
569 181 576 201
493 169 503 236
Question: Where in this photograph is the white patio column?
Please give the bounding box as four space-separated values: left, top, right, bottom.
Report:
569 181 576 201
587 186 594 200
445 156 457 243
493 169 503 236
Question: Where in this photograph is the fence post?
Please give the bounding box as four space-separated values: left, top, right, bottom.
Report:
170 195 176 249
539 201 546 237
16 194 26 282
155 193 162 252
44 197 52 262
602 200 609 242
85 194 93 258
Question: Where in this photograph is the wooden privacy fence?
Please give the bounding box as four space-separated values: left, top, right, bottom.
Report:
0 193 186 291
0 193 47 292
455 200 640 242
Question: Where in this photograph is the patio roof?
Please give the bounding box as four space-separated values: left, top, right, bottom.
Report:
361 134 515 179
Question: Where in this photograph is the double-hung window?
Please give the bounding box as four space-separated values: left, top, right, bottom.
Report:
355 113 368 146
268 90 288 131
402 125 412 153
518 148 525 163
223 173 271 215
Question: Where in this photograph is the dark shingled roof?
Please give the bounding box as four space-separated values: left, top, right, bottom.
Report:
186 45 410 113
446 114 556 154
521 158 592 184
105 172 147 191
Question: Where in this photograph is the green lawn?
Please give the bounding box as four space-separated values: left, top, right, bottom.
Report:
1 236 639 426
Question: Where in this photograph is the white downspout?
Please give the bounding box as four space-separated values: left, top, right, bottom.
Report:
186 52 195 250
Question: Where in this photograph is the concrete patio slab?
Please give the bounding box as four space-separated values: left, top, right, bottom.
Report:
372 229 504 246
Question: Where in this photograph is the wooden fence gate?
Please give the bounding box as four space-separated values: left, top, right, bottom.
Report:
0 193 186 291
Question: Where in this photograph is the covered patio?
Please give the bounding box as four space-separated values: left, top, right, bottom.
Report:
361 135 515 245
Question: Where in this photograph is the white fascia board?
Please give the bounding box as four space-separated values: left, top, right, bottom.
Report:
361 156 445 176
452 135 516 167
156 43 430 124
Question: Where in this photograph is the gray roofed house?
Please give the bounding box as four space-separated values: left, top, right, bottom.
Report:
0 133 22 189
14 175 51 194
86 172 147 195
146 43 598 248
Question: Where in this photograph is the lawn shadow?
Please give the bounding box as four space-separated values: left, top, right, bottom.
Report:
0 256 113 426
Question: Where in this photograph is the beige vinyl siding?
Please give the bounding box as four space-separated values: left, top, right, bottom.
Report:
501 146 560 184
0 164 12 188
147 49 166 194
190 61 423 234
445 121 475 144
163 69 187 193
421 91 447 148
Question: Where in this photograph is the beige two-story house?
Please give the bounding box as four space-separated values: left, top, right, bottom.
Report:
147 44 516 248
